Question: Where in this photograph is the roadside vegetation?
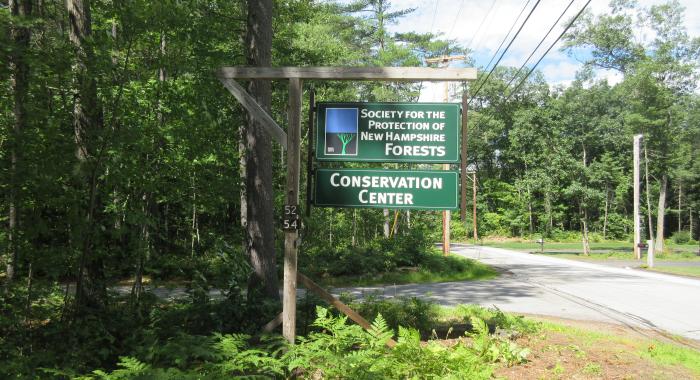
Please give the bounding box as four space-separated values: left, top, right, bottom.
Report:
479 237 698 255
42 297 699 379
2 0 699 378
645 266 700 278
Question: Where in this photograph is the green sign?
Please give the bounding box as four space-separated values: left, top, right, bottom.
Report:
314 168 458 210
315 102 460 163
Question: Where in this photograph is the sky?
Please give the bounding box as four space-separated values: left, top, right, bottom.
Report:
378 0 700 101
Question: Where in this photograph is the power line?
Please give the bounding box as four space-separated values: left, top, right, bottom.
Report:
504 0 576 90
466 0 498 52
505 0 592 102
482 0 532 75
439 0 466 57
446 0 465 39
470 0 542 102
429 0 440 35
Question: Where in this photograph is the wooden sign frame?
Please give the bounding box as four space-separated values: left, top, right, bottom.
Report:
217 66 477 344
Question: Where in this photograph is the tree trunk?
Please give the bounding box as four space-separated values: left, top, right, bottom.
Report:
689 208 693 240
68 0 107 311
644 145 654 240
383 209 390 238
581 206 591 256
329 210 333 245
655 174 667 253
603 184 609 240
239 124 247 230
677 181 681 233
351 210 357 246
5 0 32 285
392 211 400 237
243 0 278 300
524 171 533 235
545 191 553 235
190 173 198 257
132 193 149 303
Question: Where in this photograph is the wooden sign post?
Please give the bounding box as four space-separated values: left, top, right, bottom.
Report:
217 66 476 344
283 78 302 340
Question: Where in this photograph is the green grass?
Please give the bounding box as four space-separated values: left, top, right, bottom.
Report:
539 321 700 376
482 241 631 251
319 255 498 287
479 239 700 260
640 341 700 375
538 251 638 260
647 266 700 278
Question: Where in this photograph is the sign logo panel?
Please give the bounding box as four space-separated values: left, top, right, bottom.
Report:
316 102 459 163
324 108 358 156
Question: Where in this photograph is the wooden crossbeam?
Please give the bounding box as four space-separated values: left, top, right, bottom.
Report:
297 273 397 348
217 67 477 81
217 77 288 149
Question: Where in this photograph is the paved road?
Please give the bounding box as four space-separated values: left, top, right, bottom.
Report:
336 244 700 342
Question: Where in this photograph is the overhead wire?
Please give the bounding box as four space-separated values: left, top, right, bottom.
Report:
470 0 543 102
503 0 576 90
428 0 440 36
466 0 498 52
419 0 442 102
505 0 593 102
446 0 465 41
481 0 532 76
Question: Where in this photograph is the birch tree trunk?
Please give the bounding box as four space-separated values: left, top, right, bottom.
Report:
603 185 609 240
582 214 591 256
644 145 654 240
244 0 278 299
5 0 32 284
383 209 390 238
655 174 667 253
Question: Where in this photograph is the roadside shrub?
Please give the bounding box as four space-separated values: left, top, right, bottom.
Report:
603 213 631 240
548 229 581 242
482 212 510 236
671 231 691 244
78 307 496 379
455 305 540 335
348 295 440 334
588 232 603 243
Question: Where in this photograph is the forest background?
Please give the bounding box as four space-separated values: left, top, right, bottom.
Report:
1 0 699 377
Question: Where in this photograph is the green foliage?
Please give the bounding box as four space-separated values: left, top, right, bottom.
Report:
468 316 530 366
671 231 691 244
2 0 700 376
286 307 494 379
71 305 539 378
455 305 541 335
348 295 440 334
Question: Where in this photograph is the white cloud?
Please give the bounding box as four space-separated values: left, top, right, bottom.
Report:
595 68 624 86
384 0 700 87
541 60 581 83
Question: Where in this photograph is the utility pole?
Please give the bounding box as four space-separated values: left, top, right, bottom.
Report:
473 171 478 240
678 181 682 233
633 135 642 260
426 55 465 255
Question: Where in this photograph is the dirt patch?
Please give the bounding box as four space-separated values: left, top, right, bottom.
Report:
494 316 700 380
